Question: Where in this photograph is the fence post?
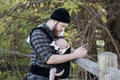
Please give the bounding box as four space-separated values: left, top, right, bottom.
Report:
98 52 117 80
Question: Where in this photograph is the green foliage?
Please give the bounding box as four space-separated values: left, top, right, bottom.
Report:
63 0 78 15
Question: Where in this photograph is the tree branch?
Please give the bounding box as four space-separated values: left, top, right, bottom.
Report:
0 49 30 57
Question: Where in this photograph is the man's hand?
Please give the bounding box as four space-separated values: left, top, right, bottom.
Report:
72 46 87 58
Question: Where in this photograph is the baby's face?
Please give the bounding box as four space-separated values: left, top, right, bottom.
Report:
56 38 68 49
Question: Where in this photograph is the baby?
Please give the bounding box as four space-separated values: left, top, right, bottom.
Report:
49 38 71 80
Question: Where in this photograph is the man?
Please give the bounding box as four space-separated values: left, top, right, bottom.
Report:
27 8 87 80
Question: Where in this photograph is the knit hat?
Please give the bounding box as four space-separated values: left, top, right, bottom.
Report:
50 8 70 23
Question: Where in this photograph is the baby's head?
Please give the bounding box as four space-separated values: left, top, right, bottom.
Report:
55 38 68 50
50 38 70 54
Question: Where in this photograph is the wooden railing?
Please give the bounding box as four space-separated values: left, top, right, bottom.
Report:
75 52 120 80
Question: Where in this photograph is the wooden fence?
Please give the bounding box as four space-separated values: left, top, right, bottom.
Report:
75 52 120 80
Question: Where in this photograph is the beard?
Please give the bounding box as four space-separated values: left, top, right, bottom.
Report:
52 22 59 36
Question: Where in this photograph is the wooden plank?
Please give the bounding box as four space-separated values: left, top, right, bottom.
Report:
98 52 118 80
104 68 120 80
75 58 99 76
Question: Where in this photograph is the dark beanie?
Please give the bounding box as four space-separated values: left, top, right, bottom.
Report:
50 8 70 23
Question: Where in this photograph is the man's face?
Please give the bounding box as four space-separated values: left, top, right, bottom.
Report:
53 22 68 36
